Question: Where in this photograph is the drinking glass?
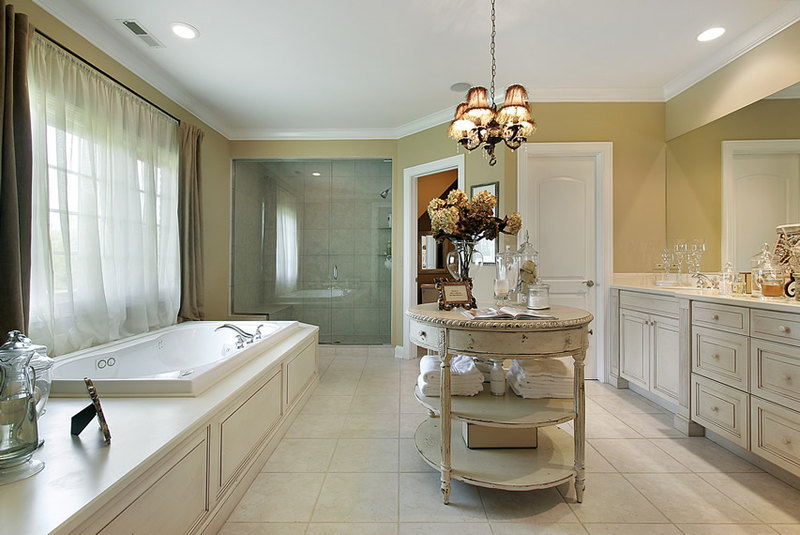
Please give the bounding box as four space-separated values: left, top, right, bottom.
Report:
493 278 509 307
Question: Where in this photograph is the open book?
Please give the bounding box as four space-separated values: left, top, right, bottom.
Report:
461 307 557 321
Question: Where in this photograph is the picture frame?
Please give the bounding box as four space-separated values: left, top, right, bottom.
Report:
470 181 499 264
435 278 477 310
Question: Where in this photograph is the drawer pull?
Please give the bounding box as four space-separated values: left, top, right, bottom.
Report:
712 314 719 320
786 375 793 383
784 437 792 446
711 406 719 412
712 354 720 360
419 331 427 339
778 325 790 333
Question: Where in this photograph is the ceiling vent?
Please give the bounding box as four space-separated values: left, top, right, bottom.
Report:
119 19 164 48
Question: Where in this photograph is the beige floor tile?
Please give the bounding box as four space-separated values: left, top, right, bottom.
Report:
285 414 345 438
490 523 588 534
650 437 763 473
302 395 354 415
585 442 617 473
591 391 667 414
772 526 800 534
307 523 398 535
479 486 579 523
341 413 400 438
400 393 429 414
584 380 623 397
559 473 667 523
399 473 487 523
399 523 492 534
368 346 396 358
400 413 427 439
334 346 370 358
678 525 778 534
618 412 686 438
228 473 324 522
349 394 401 414
329 438 399 472
218 522 308 535
584 412 642 439
399 438 435 472
316 377 360 395
312 473 399 522
262 438 337 472
356 384 402 397
700 473 800 524
583 524 680 534
589 438 689 473
625 473 760 524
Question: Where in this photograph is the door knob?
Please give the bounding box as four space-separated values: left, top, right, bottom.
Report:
583 280 595 287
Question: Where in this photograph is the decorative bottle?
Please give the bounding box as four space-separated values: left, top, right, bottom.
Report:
490 359 506 396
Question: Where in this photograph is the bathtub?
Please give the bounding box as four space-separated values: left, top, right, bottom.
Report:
51 321 301 397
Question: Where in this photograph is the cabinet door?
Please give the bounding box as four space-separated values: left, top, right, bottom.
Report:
651 314 680 405
620 309 649 390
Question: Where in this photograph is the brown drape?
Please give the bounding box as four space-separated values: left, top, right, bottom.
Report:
0 2 32 335
178 122 205 321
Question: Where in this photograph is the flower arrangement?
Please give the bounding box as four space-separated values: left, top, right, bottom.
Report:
427 189 522 243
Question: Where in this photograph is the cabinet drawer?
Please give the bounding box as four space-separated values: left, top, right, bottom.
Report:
751 339 800 410
691 374 749 448
619 290 678 317
692 302 748 335
692 326 749 390
751 396 800 476
751 309 800 347
410 319 442 350
448 326 588 356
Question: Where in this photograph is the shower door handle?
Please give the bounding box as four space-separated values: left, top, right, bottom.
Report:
333 265 338 281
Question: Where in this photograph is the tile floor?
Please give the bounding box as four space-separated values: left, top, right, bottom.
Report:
219 345 800 535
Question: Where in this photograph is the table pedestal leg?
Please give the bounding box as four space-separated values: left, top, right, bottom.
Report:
574 350 586 503
440 352 452 505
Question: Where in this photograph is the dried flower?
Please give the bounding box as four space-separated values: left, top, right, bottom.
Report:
426 188 522 244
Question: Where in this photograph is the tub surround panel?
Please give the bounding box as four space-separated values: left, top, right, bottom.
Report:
0 323 319 534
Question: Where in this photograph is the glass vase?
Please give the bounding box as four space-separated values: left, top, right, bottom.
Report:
446 240 484 281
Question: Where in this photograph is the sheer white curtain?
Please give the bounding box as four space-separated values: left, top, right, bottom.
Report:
27 36 180 355
275 186 298 295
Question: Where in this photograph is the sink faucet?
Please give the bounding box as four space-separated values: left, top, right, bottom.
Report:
693 273 718 289
215 324 254 343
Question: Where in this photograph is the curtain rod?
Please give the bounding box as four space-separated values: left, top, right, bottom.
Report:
33 29 181 124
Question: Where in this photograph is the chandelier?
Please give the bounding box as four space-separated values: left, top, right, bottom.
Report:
448 0 535 166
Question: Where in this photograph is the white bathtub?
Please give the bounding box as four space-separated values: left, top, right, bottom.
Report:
51 321 300 397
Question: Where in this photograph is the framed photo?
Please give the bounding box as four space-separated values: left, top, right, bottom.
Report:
470 181 499 264
435 278 477 310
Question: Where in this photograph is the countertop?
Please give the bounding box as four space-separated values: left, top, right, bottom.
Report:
612 273 800 313
0 324 317 535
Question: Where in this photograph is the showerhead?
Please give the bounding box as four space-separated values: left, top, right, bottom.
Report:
379 187 392 199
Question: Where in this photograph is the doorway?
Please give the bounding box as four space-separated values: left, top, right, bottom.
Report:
517 143 613 380
399 155 465 359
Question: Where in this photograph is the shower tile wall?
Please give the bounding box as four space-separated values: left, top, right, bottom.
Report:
232 159 391 345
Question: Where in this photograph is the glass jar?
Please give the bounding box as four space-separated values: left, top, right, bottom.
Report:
516 231 539 296
496 245 521 303
527 283 550 310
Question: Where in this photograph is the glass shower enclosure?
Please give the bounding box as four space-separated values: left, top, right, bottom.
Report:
231 158 392 345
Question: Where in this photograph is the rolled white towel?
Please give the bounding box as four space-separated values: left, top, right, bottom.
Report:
418 374 483 397
419 355 441 382
420 354 483 382
507 368 572 399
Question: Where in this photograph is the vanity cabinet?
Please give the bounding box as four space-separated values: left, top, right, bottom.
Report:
689 301 800 476
618 291 680 407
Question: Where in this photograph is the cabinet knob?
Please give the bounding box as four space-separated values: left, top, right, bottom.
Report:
786 375 793 383
712 314 719 320
420 331 427 339
784 437 792 446
711 406 719 412
778 325 790 333
712 354 720 360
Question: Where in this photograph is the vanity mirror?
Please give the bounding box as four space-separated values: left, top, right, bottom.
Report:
666 82 800 271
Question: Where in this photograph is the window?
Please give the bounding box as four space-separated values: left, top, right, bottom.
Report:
28 36 180 355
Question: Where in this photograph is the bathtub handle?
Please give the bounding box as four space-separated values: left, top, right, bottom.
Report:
254 324 264 340
235 335 247 349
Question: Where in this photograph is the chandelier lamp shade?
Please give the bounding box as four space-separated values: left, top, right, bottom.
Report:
448 0 536 166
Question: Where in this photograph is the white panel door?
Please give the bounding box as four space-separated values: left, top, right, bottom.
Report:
723 141 800 272
520 154 597 378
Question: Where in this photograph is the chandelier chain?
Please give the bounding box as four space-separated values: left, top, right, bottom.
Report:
490 0 496 108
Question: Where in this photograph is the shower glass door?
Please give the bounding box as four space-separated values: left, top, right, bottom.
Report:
231 158 392 344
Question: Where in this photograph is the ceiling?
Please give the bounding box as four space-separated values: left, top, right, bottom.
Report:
33 0 800 140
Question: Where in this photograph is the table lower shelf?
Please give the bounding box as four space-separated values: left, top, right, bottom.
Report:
414 417 576 491
415 386 576 427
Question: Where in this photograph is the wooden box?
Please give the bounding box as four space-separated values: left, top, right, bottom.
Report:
461 422 538 449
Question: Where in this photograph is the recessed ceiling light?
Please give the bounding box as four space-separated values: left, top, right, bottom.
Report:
170 22 199 40
697 27 725 42
450 82 472 93
312 172 321 177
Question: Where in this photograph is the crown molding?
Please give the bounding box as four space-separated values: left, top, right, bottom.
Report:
663 3 800 100
228 128 400 141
